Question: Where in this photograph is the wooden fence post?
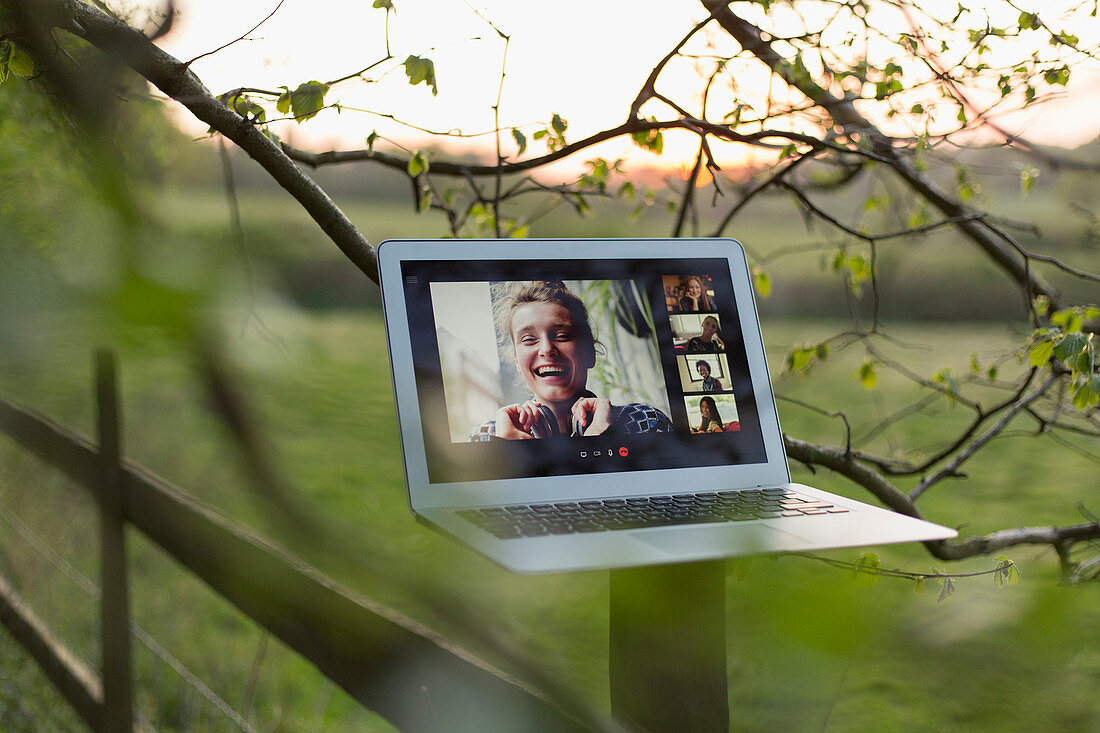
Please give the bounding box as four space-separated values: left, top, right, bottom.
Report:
95 349 133 733
609 561 728 732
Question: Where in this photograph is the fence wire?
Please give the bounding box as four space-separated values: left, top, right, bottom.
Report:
0 477 256 732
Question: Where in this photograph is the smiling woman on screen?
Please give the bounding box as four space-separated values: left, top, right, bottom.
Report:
686 315 725 353
692 396 725 434
677 275 715 312
468 280 672 440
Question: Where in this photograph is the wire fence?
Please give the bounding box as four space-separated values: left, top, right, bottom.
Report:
0 350 594 732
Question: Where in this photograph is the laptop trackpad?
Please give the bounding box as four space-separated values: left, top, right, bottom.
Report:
633 523 817 555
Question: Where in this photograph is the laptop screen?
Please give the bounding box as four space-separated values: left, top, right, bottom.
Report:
396 255 770 484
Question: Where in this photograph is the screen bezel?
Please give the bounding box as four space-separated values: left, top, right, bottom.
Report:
378 238 791 510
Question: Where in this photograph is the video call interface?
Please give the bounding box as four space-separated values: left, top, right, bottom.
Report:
400 257 768 482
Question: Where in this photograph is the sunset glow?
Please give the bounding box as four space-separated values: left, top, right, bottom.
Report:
140 0 1100 173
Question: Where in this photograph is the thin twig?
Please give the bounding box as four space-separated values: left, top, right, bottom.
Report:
911 372 1060 499
183 0 285 69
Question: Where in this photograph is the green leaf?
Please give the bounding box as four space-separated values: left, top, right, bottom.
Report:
937 575 956 602
366 130 378 153
372 0 394 9
858 360 877 390
914 577 926 595
631 127 664 154
933 368 959 405
105 270 200 339
752 267 772 298
551 113 567 136
1029 338 1055 368
955 166 980 200
993 556 1021 586
276 87 292 114
1072 378 1100 409
852 553 882 588
225 94 266 123
1018 11 1040 30
403 55 438 95
511 128 527 156
1020 166 1039 194
1044 66 1071 86
1052 307 1084 333
1053 332 1086 362
1076 344 1094 375
7 45 33 78
407 151 428 177
285 81 329 122
786 346 812 373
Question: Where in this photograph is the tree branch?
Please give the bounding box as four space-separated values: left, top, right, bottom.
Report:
5 0 378 282
910 372 1058 499
280 118 849 177
784 435 1100 562
784 435 920 517
928 522 1100 562
700 0 1065 308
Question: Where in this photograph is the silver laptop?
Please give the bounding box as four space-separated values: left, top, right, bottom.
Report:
378 238 956 573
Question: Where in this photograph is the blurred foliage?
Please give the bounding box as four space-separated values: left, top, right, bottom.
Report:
0 1 1098 728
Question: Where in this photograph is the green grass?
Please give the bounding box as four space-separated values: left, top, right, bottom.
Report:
1 305 1098 731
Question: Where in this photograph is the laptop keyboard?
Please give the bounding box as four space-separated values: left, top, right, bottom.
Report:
456 488 849 540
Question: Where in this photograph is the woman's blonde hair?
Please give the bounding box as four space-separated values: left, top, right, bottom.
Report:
491 280 599 360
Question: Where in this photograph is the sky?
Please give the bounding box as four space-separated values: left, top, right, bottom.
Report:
142 0 1100 173
151 0 721 171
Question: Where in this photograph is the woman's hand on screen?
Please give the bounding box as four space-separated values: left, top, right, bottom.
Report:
573 397 612 436
493 401 548 439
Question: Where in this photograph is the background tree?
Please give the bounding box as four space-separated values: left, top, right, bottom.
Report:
2 0 1097 578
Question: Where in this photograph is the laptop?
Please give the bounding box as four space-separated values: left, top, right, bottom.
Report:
378 238 956 573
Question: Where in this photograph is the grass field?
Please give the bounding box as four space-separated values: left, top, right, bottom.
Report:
1 303 1097 732
150 176 1100 317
